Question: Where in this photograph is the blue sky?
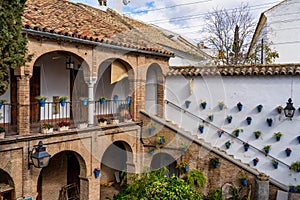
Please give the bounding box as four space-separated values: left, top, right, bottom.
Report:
69 0 281 43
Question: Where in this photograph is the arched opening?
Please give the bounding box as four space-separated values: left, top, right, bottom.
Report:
0 169 15 200
11 51 88 132
145 64 164 116
95 59 134 123
150 153 179 177
37 151 86 200
100 141 134 199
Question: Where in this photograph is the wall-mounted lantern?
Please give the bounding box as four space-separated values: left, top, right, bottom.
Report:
284 98 295 120
28 141 51 168
66 56 74 70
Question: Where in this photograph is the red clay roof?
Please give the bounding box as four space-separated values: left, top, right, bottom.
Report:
22 0 174 56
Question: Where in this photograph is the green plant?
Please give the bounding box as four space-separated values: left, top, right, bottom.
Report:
210 157 220 165
176 160 189 170
290 161 300 172
202 187 223 200
59 96 68 101
0 99 8 103
232 128 243 136
184 169 206 191
80 97 88 100
225 140 231 148
98 118 107 123
263 145 271 151
238 170 247 179
181 143 188 151
0 127 5 133
274 132 283 137
42 123 53 129
35 96 47 101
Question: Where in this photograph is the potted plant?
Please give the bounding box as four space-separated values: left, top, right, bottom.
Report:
253 157 259 166
200 100 207 109
257 104 263 112
149 124 155 134
98 118 108 126
126 95 132 104
93 167 101 178
99 97 106 105
290 161 300 172
272 159 279 169
266 118 273 127
274 132 283 141
226 115 232 123
246 116 252 125
243 142 250 152
80 97 89 106
217 129 224 137
285 147 292 157
176 160 189 173
41 123 54 134
238 170 247 186
181 144 188 152
208 114 214 122
289 185 296 193
237 102 243 111
113 95 119 103
277 105 283 114
210 157 220 168
198 125 204 133
59 96 68 107
253 130 262 139
0 127 5 139
0 99 7 109
263 145 271 155
156 136 165 145
35 96 47 107
297 135 300 144
148 148 155 156
225 140 231 149
218 101 225 110
77 120 88 129
232 128 243 137
57 121 71 131
296 186 300 193
185 100 191 108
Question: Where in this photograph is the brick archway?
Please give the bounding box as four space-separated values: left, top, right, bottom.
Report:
150 152 179 177
0 169 14 200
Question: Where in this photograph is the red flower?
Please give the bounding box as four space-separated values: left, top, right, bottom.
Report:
254 157 259 162
57 121 71 127
286 148 292 151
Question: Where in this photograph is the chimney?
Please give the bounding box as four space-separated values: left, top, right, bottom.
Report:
98 0 107 11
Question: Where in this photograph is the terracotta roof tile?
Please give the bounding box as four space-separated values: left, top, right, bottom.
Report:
167 64 300 76
23 0 173 56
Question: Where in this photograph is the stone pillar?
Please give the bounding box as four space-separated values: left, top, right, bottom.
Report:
255 173 269 200
14 66 32 135
85 78 96 126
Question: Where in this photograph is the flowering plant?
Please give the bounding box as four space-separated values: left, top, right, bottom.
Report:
57 121 71 127
286 147 292 152
254 157 259 162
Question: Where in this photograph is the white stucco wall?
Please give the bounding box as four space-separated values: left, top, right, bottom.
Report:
166 74 300 186
261 0 300 63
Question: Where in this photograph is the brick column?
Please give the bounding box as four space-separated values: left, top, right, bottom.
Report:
15 66 32 135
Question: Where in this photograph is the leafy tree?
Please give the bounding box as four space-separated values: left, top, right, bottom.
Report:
204 3 256 65
0 0 32 95
114 168 202 200
247 42 279 64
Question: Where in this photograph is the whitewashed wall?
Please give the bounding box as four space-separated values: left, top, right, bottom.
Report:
0 79 11 123
166 74 300 186
260 0 300 63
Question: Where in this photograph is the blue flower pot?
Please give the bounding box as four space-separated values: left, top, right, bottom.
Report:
246 119 252 125
213 162 219 168
276 136 281 141
113 96 119 103
286 150 292 157
99 98 105 105
257 105 263 112
227 118 232 124
60 100 66 107
201 102 207 109
199 127 204 133
0 102 3 109
185 101 191 109
185 165 189 172
264 149 270 155
149 127 155 134
82 99 88 106
160 137 165 144
126 96 131 104
38 99 46 107
267 120 273 127
240 178 247 186
237 104 243 111
253 159 259 166
273 162 278 169
297 136 300 143
289 186 295 193
244 145 249 152
94 169 101 178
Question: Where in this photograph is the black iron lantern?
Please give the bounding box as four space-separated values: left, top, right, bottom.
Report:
29 141 51 168
284 98 296 120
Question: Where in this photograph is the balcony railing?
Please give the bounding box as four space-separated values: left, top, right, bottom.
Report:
0 99 131 136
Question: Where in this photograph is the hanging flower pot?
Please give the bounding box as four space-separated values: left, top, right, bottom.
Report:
277 106 283 114
233 129 243 137
149 126 155 134
36 96 47 107
184 164 189 172
113 95 119 103
237 102 243 111
253 131 262 139
200 101 207 109
253 157 259 166
226 115 232 124
285 148 292 157
148 148 155 156
297 136 300 143
266 118 273 127
274 132 283 141
59 96 68 107
80 97 88 106
218 101 225 110
240 178 247 186
217 129 224 138
246 116 252 125
210 157 220 168
99 97 106 105
208 114 214 122
93 168 101 178
243 143 250 152
185 100 191 109
225 141 231 149
272 160 279 169
263 145 271 155
257 104 263 112
126 96 132 104
198 125 204 133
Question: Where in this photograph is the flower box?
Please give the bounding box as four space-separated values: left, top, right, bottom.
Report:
77 123 88 129
0 131 5 139
41 128 53 134
58 126 69 131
